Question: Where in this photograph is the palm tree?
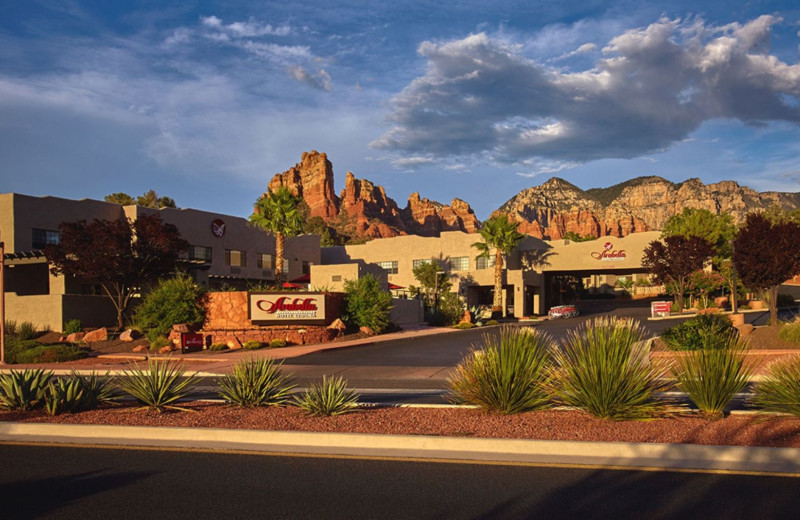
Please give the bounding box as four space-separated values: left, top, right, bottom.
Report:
249 186 303 284
473 215 525 315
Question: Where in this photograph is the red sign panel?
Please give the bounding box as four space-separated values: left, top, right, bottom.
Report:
181 332 205 353
651 301 672 317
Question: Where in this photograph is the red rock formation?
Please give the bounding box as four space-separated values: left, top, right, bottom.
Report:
268 151 339 219
264 152 481 241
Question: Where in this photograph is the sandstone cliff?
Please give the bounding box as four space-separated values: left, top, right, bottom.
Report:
266 151 481 242
498 176 800 240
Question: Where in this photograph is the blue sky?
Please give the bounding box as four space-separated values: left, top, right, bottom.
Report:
2 0 799 219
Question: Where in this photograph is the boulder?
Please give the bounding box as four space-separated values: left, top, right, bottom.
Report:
172 323 191 333
459 310 472 324
120 329 141 342
359 326 374 336
735 323 755 336
82 327 107 343
65 332 85 343
327 318 347 331
225 336 243 350
132 345 148 353
158 345 175 354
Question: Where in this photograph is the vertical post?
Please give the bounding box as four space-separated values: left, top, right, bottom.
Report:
731 239 738 314
1 233 5 365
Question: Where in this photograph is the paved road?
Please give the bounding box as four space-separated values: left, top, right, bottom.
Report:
2 444 798 519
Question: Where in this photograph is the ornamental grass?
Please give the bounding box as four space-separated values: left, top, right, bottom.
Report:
294 375 359 416
550 317 670 420
448 326 554 414
751 355 800 417
672 332 752 418
116 358 198 412
217 358 295 407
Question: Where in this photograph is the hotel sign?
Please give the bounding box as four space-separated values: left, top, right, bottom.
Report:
249 292 326 324
591 242 627 262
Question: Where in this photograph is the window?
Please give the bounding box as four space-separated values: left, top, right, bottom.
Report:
189 245 212 263
257 253 274 269
302 261 312 275
282 258 289 273
476 256 496 270
332 275 342 282
225 249 246 267
413 259 436 270
377 261 398 274
32 229 59 250
450 256 469 271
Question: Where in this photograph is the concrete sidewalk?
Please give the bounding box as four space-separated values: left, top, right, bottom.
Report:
2 421 799 475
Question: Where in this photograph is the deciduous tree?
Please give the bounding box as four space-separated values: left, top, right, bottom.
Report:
661 208 736 268
734 213 800 326
642 235 713 312
45 214 187 329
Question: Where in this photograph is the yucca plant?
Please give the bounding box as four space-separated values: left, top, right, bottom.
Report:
751 355 800 417
294 375 359 416
45 376 85 416
77 371 117 409
116 359 198 412
550 317 670 420
217 358 295 407
449 326 554 414
0 369 52 411
673 332 752 418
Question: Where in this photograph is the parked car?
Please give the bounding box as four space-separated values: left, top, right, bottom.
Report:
548 305 579 319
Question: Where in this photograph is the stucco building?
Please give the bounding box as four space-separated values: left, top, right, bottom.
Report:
0 193 320 331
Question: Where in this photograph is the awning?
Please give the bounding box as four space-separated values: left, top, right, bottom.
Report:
388 283 405 290
290 274 311 283
3 250 48 266
282 282 304 289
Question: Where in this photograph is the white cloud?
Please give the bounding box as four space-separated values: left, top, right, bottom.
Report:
516 160 579 177
391 156 437 168
201 16 291 38
374 16 800 165
289 66 332 91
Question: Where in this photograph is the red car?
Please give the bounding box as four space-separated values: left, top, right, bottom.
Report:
548 305 579 318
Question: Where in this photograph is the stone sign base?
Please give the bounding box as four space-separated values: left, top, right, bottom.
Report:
200 325 340 348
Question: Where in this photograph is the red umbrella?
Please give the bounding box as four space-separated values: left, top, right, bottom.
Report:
290 274 311 283
388 283 405 290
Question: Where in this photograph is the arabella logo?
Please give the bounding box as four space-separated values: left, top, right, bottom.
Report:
591 242 627 261
250 294 324 322
257 297 318 314
211 219 226 238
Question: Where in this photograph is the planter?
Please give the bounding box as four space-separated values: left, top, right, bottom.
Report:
749 300 765 310
728 313 745 327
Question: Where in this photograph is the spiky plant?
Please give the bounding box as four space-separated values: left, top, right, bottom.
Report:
673 332 752 417
76 372 117 409
0 369 52 411
45 376 85 416
449 326 554 414
116 359 198 412
217 358 295 407
751 355 800 417
550 317 670 420
294 375 359 416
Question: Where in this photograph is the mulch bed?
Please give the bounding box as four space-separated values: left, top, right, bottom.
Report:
3 404 800 448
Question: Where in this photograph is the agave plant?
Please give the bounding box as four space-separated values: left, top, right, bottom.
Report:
550 317 670 420
0 369 52 411
217 358 295 407
751 355 800 417
116 359 198 412
673 332 752 417
76 371 117 409
45 376 85 416
449 326 554 414
294 375 359 416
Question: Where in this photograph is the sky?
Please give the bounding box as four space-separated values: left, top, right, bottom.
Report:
1 0 800 220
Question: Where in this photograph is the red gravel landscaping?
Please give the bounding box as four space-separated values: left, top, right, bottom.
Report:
3 404 800 449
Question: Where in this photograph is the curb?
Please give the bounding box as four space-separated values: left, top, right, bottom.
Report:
2 422 799 475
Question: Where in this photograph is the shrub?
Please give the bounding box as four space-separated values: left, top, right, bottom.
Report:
149 335 171 352
116 359 198 412
294 375 359 416
485 320 499 326
242 340 264 350
4 320 17 337
425 292 465 326
660 313 737 351
209 343 228 352
751 356 800 417
17 321 38 341
449 327 554 415
217 358 295 407
135 275 206 340
0 369 52 411
673 334 752 417
550 317 670 420
778 320 800 344
342 274 393 334
269 339 287 348
8 342 87 364
63 319 83 335
452 322 475 329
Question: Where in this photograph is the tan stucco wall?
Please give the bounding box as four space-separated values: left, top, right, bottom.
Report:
5 294 64 331
542 232 662 272
311 263 388 292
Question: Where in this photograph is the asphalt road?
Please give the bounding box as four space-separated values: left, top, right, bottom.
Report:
2 444 799 520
